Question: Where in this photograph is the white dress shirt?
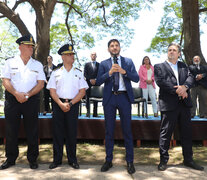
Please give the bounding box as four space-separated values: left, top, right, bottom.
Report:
47 65 88 99
1 56 46 93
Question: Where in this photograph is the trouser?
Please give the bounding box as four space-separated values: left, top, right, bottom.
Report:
4 91 39 163
52 100 79 164
190 85 207 117
104 93 134 163
159 101 193 163
142 84 157 113
86 87 98 116
44 86 53 112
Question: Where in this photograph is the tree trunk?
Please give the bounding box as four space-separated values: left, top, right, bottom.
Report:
29 0 56 65
182 0 206 65
29 0 56 112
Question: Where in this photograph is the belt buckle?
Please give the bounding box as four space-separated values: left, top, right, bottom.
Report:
65 99 69 102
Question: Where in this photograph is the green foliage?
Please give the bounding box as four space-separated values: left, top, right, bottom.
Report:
51 0 155 51
146 0 182 56
147 0 207 57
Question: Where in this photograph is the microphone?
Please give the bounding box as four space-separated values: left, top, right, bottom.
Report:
113 55 118 64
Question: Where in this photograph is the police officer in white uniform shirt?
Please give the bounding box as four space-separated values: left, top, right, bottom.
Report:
0 35 45 170
47 44 88 169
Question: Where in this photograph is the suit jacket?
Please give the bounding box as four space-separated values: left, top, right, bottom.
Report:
96 56 139 106
84 61 99 87
43 64 57 81
189 64 207 89
154 61 194 111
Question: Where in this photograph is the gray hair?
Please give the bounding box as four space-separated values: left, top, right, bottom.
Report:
168 42 181 53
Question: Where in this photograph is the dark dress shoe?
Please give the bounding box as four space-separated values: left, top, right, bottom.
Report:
49 162 61 169
184 160 204 171
158 162 167 171
68 162 79 169
0 160 15 170
29 162 38 169
127 162 135 174
101 161 112 172
86 113 90 117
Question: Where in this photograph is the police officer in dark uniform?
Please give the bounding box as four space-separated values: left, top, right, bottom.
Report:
0 35 46 170
47 44 88 169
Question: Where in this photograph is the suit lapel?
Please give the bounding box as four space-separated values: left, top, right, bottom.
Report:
120 56 125 68
178 61 182 84
163 61 176 78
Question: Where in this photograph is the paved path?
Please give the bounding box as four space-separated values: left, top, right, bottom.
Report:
0 164 207 180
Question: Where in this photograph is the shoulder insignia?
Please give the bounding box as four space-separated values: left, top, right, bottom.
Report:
5 56 14 61
75 67 82 72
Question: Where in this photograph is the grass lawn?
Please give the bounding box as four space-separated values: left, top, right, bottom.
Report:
0 142 207 165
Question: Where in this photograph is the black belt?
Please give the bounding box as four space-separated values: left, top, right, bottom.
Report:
59 98 72 102
112 91 127 95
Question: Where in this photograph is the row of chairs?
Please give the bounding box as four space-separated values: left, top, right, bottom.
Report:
79 86 147 117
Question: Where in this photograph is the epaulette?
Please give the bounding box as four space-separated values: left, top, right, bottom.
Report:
5 56 14 61
75 67 82 72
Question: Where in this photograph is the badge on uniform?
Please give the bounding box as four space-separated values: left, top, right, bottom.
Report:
31 70 38 73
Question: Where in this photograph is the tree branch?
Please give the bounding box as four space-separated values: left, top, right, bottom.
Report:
56 0 83 18
0 1 30 35
12 0 28 11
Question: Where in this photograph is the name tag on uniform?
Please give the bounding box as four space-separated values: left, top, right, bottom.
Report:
11 67 18 70
31 70 38 73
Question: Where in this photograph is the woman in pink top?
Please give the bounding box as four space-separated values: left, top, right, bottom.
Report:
138 56 158 117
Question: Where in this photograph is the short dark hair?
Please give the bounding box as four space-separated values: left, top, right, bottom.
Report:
142 56 151 65
168 42 181 53
108 39 120 48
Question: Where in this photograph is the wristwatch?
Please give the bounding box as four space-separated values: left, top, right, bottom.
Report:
184 85 189 90
69 101 73 107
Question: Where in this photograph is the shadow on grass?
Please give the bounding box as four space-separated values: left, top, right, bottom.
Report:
1 143 207 166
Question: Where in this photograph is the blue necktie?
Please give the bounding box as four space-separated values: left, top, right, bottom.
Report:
113 56 119 92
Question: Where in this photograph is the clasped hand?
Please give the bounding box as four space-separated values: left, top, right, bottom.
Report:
60 102 70 112
174 85 188 99
109 64 126 75
15 92 29 103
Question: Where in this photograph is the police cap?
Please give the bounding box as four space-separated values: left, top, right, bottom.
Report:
16 34 35 46
58 44 75 55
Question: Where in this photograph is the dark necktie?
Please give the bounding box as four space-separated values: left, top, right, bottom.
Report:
113 56 119 92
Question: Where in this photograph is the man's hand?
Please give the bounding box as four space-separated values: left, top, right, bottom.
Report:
59 102 70 112
174 85 188 97
90 79 96 85
196 74 203 81
14 92 28 103
109 64 126 76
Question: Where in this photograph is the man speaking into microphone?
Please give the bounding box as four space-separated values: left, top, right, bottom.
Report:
96 39 139 174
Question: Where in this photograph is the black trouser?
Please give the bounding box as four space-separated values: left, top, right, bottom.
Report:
159 101 193 163
86 87 97 116
44 83 53 112
52 100 79 164
4 91 39 163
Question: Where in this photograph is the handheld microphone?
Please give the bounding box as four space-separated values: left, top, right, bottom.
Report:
113 55 118 64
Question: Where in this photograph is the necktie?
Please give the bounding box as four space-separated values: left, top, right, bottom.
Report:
92 61 96 69
113 56 119 92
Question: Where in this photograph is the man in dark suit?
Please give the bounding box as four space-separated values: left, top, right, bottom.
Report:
154 42 204 171
84 52 99 117
96 39 139 174
43 55 57 115
189 55 207 118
